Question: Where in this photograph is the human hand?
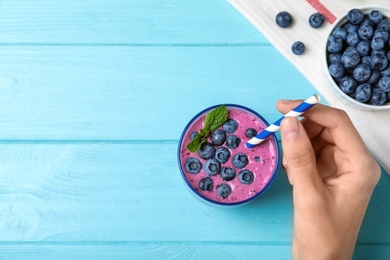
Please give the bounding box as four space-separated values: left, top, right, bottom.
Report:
277 100 381 260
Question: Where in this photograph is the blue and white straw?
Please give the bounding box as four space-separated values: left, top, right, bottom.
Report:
246 94 321 148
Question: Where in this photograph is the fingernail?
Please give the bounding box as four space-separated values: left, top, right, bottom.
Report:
281 117 300 140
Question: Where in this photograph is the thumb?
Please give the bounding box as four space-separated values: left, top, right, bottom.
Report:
280 117 321 190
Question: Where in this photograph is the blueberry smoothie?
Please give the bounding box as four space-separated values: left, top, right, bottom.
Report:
178 104 279 206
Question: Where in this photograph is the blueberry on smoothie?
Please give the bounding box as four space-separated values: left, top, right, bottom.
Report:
275 11 293 28
198 142 216 160
217 184 232 199
238 170 254 185
245 128 257 138
190 131 198 140
223 119 238 133
309 13 324 28
185 158 202 174
215 147 231 164
199 177 213 191
204 159 221 176
226 135 241 149
210 129 226 146
220 167 236 181
232 153 249 169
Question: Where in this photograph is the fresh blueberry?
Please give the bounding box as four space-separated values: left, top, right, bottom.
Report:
210 129 226 146
327 35 343 53
361 17 374 27
356 40 371 56
245 128 257 138
190 131 198 140
358 24 374 40
185 158 202 174
292 41 305 55
362 56 372 67
232 153 248 169
353 64 371 82
217 184 232 199
374 29 390 41
378 76 390 92
275 11 293 28
381 66 390 77
378 19 390 32
329 62 345 78
371 53 388 70
343 23 359 33
347 9 364 25
309 13 325 28
369 10 383 24
199 177 213 191
328 53 342 64
339 75 358 94
220 167 236 181
387 51 390 61
332 27 347 40
238 170 254 185
226 135 241 149
368 70 381 85
204 159 221 176
355 83 372 103
223 119 238 134
346 32 359 46
215 147 231 163
198 142 215 160
369 88 387 105
372 49 386 56
371 36 385 51
341 47 360 70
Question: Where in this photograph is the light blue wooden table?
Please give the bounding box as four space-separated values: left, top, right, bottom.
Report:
0 1 389 259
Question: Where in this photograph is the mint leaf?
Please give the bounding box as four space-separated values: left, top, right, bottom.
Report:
186 105 228 153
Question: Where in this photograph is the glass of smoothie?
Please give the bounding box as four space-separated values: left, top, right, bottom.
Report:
177 104 280 207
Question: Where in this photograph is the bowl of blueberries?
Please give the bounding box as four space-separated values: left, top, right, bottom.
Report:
325 6 390 109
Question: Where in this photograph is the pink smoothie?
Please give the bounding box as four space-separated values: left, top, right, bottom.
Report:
178 105 279 205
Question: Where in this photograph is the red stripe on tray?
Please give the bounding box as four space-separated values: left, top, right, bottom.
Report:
306 0 337 24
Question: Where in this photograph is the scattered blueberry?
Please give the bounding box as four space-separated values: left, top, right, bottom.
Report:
329 62 345 78
210 129 226 146
185 158 202 174
347 9 364 25
232 153 249 168
378 76 390 92
369 88 387 105
226 135 241 149
327 35 343 53
275 11 293 28
238 170 254 185
355 83 372 103
353 64 371 82
309 13 324 28
190 131 198 140
215 147 231 164
339 75 358 94
198 142 215 160
217 184 232 199
292 41 305 55
245 128 257 138
223 119 238 133
220 167 236 181
204 159 221 176
199 177 213 191
369 10 383 24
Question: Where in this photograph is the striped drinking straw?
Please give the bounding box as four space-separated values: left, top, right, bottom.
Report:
246 94 321 148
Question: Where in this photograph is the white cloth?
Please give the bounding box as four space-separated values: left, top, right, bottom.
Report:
228 0 390 174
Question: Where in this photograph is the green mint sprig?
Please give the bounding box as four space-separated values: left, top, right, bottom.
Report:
187 105 228 153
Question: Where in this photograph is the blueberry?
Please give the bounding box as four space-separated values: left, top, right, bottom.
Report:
328 53 342 64
198 142 215 160
210 129 226 146
343 23 358 33
223 119 238 134
217 184 232 199
332 27 347 40
232 153 248 168
371 36 385 51
374 29 389 41
327 35 343 53
355 83 372 103
356 40 370 56
358 24 374 40
215 147 231 164
190 131 198 140
371 53 388 70
245 128 257 138
362 56 372 67
238 170 254 185
220 167 236 181
361 17 374 27
339 75 358 94
378 19 390 32
381 66 390 77
341 47 360 70
309 13 325 28
368 70 381 85
204 159 220 176
329 62 345 78
387 51 390 61
346 32 359 46
275 11 293 28
199 177 213 191
369 88 387 105
226 135 241 149
353 64 371 82
369 10 383 24
347 9 364 25
185 158 202 174
378 76 390 92
292 41 305 55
